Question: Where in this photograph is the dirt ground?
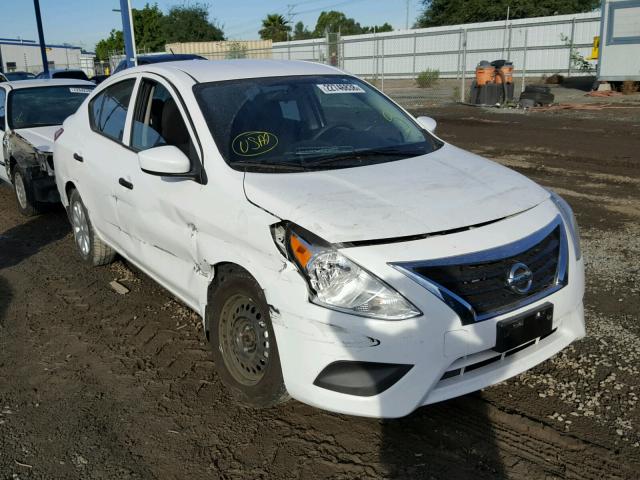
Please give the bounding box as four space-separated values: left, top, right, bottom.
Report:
1 105 639 479
380 76 640 114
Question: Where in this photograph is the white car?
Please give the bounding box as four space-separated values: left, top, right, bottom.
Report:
0 79 94 215
53 60 585 418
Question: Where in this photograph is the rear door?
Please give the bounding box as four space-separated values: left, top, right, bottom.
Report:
77 77 139 250
0 86 9 182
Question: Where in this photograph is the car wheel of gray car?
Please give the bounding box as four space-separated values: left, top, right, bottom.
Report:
13 166 40 217
68 189 116 266
207 265 289 408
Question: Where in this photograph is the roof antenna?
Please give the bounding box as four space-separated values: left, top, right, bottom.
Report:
169 47 175 55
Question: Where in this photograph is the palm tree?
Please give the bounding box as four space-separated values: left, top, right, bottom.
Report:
259 14 291 42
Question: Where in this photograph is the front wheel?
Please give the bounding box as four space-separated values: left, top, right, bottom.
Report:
13 166 40 217
68 189 116 266
207 265 288 408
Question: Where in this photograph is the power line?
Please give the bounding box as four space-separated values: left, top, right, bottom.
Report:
224 0 340 33
225 0 380 39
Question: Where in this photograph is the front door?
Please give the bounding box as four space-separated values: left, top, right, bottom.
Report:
115 74 205 306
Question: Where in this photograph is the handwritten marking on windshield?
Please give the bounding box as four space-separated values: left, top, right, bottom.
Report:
232 131 278 157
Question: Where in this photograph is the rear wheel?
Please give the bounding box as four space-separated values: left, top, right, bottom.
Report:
68 189 116 266
13 166 40 217
207 265 288 408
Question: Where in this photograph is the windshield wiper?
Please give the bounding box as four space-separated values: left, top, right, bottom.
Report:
303 148 425 167
232 159 310 172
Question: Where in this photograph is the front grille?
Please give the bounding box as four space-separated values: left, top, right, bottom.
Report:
393 218 568 324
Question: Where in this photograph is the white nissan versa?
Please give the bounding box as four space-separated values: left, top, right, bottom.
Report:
53 60 585 418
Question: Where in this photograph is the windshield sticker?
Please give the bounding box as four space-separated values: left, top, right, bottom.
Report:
232 131 278 157
316 83 365 94
69 88 93 94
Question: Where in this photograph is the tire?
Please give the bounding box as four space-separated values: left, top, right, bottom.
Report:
519 91 555 106
207 265 288 408
13 166 40 217
523 85 551 95
68 189 116 266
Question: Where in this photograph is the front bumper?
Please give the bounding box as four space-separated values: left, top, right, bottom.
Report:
266 199 585 418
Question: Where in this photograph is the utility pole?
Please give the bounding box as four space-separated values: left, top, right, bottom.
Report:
286 4 296 41
33 0 49 75
405 0 410 30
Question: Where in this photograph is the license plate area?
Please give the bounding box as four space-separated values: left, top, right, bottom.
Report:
493 303 553 353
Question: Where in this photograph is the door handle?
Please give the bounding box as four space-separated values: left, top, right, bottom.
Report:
119 178 133 190
73 153 83 162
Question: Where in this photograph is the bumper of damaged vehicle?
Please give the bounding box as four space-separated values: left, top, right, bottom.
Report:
267 200 586 418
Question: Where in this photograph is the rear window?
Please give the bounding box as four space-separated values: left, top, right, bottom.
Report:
8 85 94 129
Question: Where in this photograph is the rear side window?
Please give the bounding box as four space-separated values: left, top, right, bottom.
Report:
89 79 135 142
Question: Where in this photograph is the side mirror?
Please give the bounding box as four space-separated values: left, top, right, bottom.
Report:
138 145 191 176
416 116 437 133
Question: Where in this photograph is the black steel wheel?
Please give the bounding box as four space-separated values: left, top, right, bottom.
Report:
218 293 271 386
207 265 288 408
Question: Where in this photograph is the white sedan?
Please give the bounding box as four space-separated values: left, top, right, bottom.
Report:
53 60 585 418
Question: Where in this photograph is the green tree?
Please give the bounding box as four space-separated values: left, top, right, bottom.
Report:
162 3 225 43
362 22 394 34
293 21 313 40
312 11 393 36
415 0 601 27
259 14 291 42
95 29 124 61
313 10 364 36
133 3 165 53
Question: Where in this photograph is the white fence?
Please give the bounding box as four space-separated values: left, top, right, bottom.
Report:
269 11 601 80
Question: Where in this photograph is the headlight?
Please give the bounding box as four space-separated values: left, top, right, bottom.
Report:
271 223 421 320
548 190 581 260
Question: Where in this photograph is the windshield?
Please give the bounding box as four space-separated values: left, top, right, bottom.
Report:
194 75 442 172
8 85 94 129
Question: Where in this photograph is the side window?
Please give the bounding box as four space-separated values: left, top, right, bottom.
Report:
131 79 195 161
89 79 135 142
0 89 6 130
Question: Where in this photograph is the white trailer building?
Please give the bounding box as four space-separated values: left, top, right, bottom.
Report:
597 0 640 80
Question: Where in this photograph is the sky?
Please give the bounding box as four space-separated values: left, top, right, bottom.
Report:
1 0 424 51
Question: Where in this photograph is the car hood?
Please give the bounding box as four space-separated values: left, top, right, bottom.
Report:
13 126 59 153
243 144 549 244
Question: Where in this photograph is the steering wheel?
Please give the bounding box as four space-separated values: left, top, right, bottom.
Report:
312 123 354 142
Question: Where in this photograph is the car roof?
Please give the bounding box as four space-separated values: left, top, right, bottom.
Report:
0 78 95 90
123 59 344 83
